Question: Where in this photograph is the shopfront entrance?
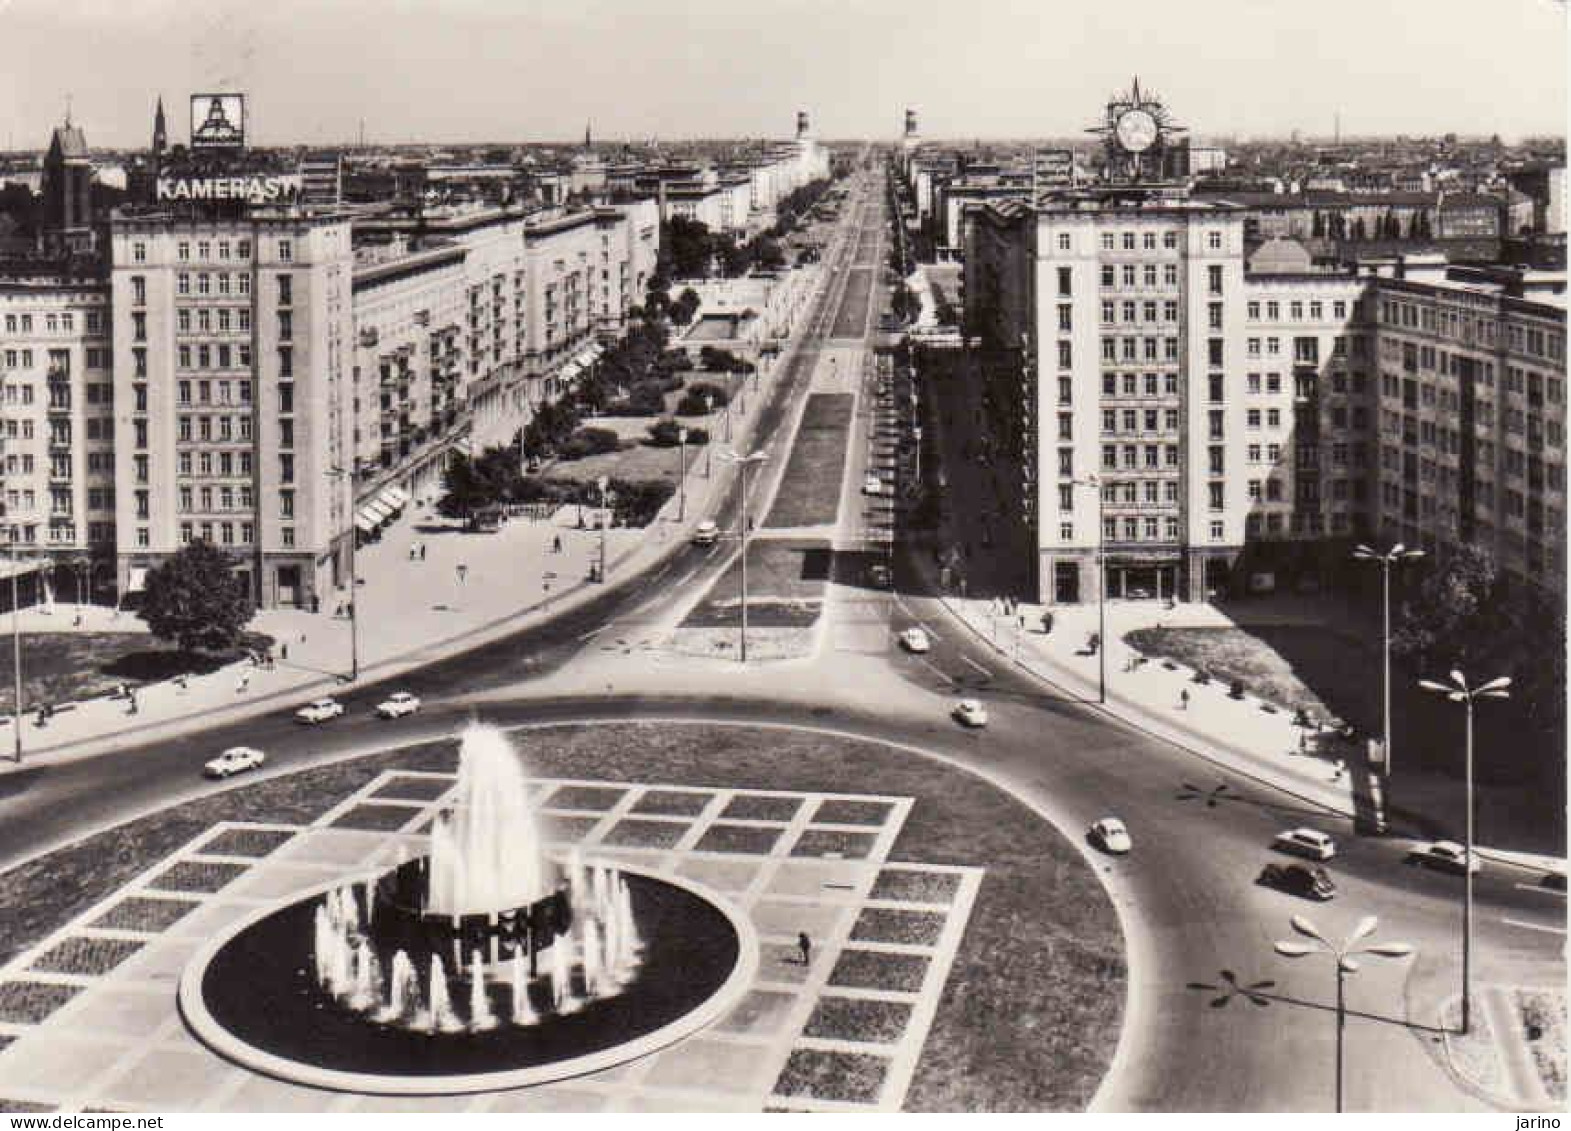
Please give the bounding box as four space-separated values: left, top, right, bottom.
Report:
1106 562 1179 601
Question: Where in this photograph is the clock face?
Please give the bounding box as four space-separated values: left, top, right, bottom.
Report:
1115 108 1159 154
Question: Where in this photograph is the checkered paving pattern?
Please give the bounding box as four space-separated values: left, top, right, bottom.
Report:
0 771 982 1113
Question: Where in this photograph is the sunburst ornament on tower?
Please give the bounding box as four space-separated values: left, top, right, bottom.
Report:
1086 77 1187 183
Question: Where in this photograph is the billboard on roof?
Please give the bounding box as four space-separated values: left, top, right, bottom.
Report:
190 93 245 150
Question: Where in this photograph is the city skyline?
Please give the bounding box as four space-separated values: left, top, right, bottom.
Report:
0 0 1565 150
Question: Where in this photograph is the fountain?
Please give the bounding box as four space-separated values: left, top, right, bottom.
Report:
181 721 753 1094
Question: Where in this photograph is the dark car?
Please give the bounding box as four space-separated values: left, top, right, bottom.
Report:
1260 862 1336 901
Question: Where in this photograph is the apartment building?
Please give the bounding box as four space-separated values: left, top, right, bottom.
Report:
108 209 356 610
0 274 115 598
963 188 1568 604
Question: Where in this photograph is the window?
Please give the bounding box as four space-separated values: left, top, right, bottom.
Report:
1208 482 1224 510
1163 232 1178 249
278 275 293 305
1143 232 1157 250
278 240 293 262
1208 339 1224 368
1057 267 1072 296
1206 265 1223 295
1121 265 1135 287
279 454 294 483
1207 231 1223 250
1208 373 1224 402
132 242 146 264
1100 265 1115 288
1102 233 1116 251
1122 232 1136 251
1057 233 1071 251
1163 264 1178 286
1057 304 1072 332
1057 341 1072 370
1267 408 1281 428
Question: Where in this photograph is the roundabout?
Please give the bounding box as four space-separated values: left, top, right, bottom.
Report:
0 715 1124 1112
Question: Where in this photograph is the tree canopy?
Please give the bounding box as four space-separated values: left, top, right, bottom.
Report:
139 540 255 654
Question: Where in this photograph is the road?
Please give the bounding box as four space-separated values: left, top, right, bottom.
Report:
0 168 1561 1113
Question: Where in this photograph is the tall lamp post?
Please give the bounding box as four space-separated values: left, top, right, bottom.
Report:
596 475 610 584
702 393 714 478
1072 475 1106 704
676 428 688 522
1274 914 1414 1112
8 533 21 763
721 447 767 663
325 466 359 682
1418 669 1510 1035
1353 543 1424 789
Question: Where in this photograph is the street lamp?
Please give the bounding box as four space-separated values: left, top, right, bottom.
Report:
596 475 610 584
7 531 21 764
721 447 768 663
1353 543 1424 789
1071 475 1106 704
1273 914 1414 1112
703 394 714 478
677 427 688 522
1418 668 1511 1035
325 466 359 682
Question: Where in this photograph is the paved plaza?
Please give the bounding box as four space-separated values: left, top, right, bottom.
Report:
0 767 981 1113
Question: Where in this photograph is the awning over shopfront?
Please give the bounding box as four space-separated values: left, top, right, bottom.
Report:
363 501 392 524
354 512 378 534
560 361 583 383
375 488 405 512
383 486 411 507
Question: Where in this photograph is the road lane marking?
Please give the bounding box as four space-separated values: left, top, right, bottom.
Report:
1514 882 1567 899
960 654 992 679
1502 917 1567 935
576 626 605 642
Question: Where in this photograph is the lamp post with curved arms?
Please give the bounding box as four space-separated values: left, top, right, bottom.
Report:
1352 542 1424 789
1274 914 1414 1112
676 427 688 523
1071 475 1106 703
1418 669 1511 1035
721 447 768 663
703 393 714 478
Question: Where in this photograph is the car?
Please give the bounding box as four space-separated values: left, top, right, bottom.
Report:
952 698 988 728
1273 827 1337 861
1260 862 1337 900
691 520 720 546
863 475 883 495
204 746 265 779
376 692 421 719
866 563 891 589
1416 840 1481 874
899 627 932 653
1089 817 1132 855
296 697 345 725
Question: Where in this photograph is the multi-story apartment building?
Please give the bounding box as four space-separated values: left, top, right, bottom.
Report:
0 274 115 598
963 188 1567 605
108 209 356 610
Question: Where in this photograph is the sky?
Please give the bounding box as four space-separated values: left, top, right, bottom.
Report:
0 0 1565 150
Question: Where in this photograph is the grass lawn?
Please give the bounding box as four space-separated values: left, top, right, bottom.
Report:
0 630 270 715
764 393 853 528
681 539 831 629
0 721 1124 1112
1124 623 1565 847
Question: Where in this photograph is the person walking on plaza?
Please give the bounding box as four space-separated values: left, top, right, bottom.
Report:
237 671 250 694
420 542 427 561
281 642 289 661
553 534 562 554
1179 689 1190 711
797 932 812 966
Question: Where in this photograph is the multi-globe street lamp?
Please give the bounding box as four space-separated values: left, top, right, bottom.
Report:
1273 914 1414 1112
1352 542 1424 793
324 466 360 682
1417 668 1511 1035
676 427 689 523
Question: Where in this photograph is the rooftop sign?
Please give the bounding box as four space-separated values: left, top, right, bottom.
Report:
155 174 302 203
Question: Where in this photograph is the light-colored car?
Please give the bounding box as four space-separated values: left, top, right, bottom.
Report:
1089 817 1132 855
295 697 345 725
1273 827 1337 861
863 475 883 495
952 698 988 728
1418 840 1481 874
899 627 932 653
204 746 265 779
376 692 421 719
691 520 720 546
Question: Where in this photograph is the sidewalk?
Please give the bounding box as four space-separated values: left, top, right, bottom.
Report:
0 245 851 772
929 589 1566 875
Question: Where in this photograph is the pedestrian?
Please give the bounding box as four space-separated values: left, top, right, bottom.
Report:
797 932 812 966
1179 689 1190 711
237 672 250 694
127 692 138 716
300 631 307 644
1333 758 1347 781
281 642 289 661
409 546 417 562
420 543 427 561
553 534 562 554
72 611 83 628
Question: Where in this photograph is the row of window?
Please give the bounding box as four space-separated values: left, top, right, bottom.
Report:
130 238 288 265
1247 299 1351 322
177 307 252 334
177 450 253 477
177 485 255 512
177 343 254 371
1 311 103 334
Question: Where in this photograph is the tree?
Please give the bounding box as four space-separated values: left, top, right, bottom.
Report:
1391 543 1499 667
670 288 701 327
437 446 520 519
663 216 715 279
139 541 255 654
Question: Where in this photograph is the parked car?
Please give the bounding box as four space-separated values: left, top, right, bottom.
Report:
1416 840 1481 874
375 692 421 719
1260 862 1337 900
952 698 988 728
1089 817 1132 855
899 627 932 653
1273 827 1337 861
295 698 345 725
691 520 720 546
204 746 265 779
863 475 883 495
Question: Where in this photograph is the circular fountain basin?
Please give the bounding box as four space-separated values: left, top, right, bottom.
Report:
179 865 756 1095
